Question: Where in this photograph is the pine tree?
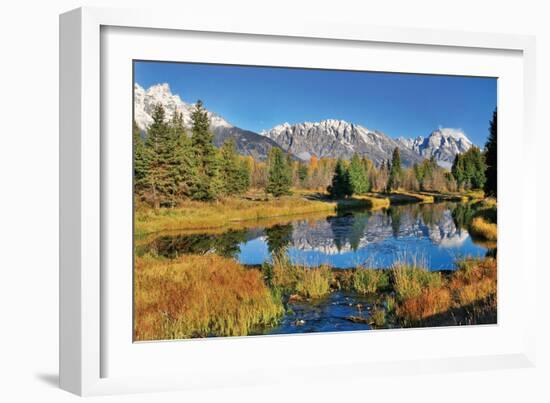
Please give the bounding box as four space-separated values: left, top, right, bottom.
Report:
190 100 220 200
236 159 251 194
133 120 148 193
387 147 402 191
348 153 369 194
484 109 497 197
219 138 248 196
170 111 196 198
452 147 486 190
144 103 178 208
327 159 352 199
266 147 292 197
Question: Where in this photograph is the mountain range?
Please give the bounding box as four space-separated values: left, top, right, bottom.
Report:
134 83 474 167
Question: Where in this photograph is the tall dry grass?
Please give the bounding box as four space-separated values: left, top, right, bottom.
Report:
135 196 357 235
269 253 332 299
134 254 284 340
394 257 497 325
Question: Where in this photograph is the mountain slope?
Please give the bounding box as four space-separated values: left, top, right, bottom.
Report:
260 119 424 167
134 83 284 160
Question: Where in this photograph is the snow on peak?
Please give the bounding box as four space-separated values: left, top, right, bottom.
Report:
133 82 232 131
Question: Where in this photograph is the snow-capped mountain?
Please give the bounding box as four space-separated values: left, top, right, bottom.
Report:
134 83 284 160
260 119 424 167
134 83 475 167
397 128 473 168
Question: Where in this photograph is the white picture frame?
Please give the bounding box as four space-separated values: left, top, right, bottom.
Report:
60 6 537 396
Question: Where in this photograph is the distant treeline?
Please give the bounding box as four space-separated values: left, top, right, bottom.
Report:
134 102 497 207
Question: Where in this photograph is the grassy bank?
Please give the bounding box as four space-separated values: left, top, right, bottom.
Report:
468 198 497 242
135 253 497 339
135 193 390 235
134 254 284 341
334 257 496 327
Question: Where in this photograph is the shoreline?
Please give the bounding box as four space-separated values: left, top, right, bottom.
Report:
134 190 485 236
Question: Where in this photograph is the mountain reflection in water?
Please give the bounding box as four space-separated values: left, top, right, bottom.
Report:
140 202 492 270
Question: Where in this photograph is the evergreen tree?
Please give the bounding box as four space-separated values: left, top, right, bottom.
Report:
144 103 178 207
219 138 249 196
327 159 352 198
170 111 196 198
266 147 292 197
190 100 220 200
133 120 148 192
452 147 486 190
348 153 370 194
387 147 402 191
484 109 497 197
236 159 251 194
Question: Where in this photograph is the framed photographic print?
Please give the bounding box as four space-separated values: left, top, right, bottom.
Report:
60 6 537 396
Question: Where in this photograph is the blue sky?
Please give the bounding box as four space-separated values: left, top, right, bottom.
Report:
134 61 497 147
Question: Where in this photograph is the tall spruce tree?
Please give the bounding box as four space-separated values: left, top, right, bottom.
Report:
484 109 497 197
348 153 369 194
266 147 292 197
387 147 402 191
219 138 249 196
144 103 178 208
133 120 148 193
190 100 220 200
328 159 352 199
170 111 196 198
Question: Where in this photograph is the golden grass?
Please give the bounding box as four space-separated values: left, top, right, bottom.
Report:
389 190 435 203
396 287 452 322
134 254 284 340
395 257 497 325
451 257 497 306
295 266 332 299
391 264 443 301
135 195 376 235
269 253 332 299
469 216 497 241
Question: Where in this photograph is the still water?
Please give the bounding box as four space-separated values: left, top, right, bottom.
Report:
141 202 491 270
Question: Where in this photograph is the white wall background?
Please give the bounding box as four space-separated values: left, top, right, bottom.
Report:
0 0 548 401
